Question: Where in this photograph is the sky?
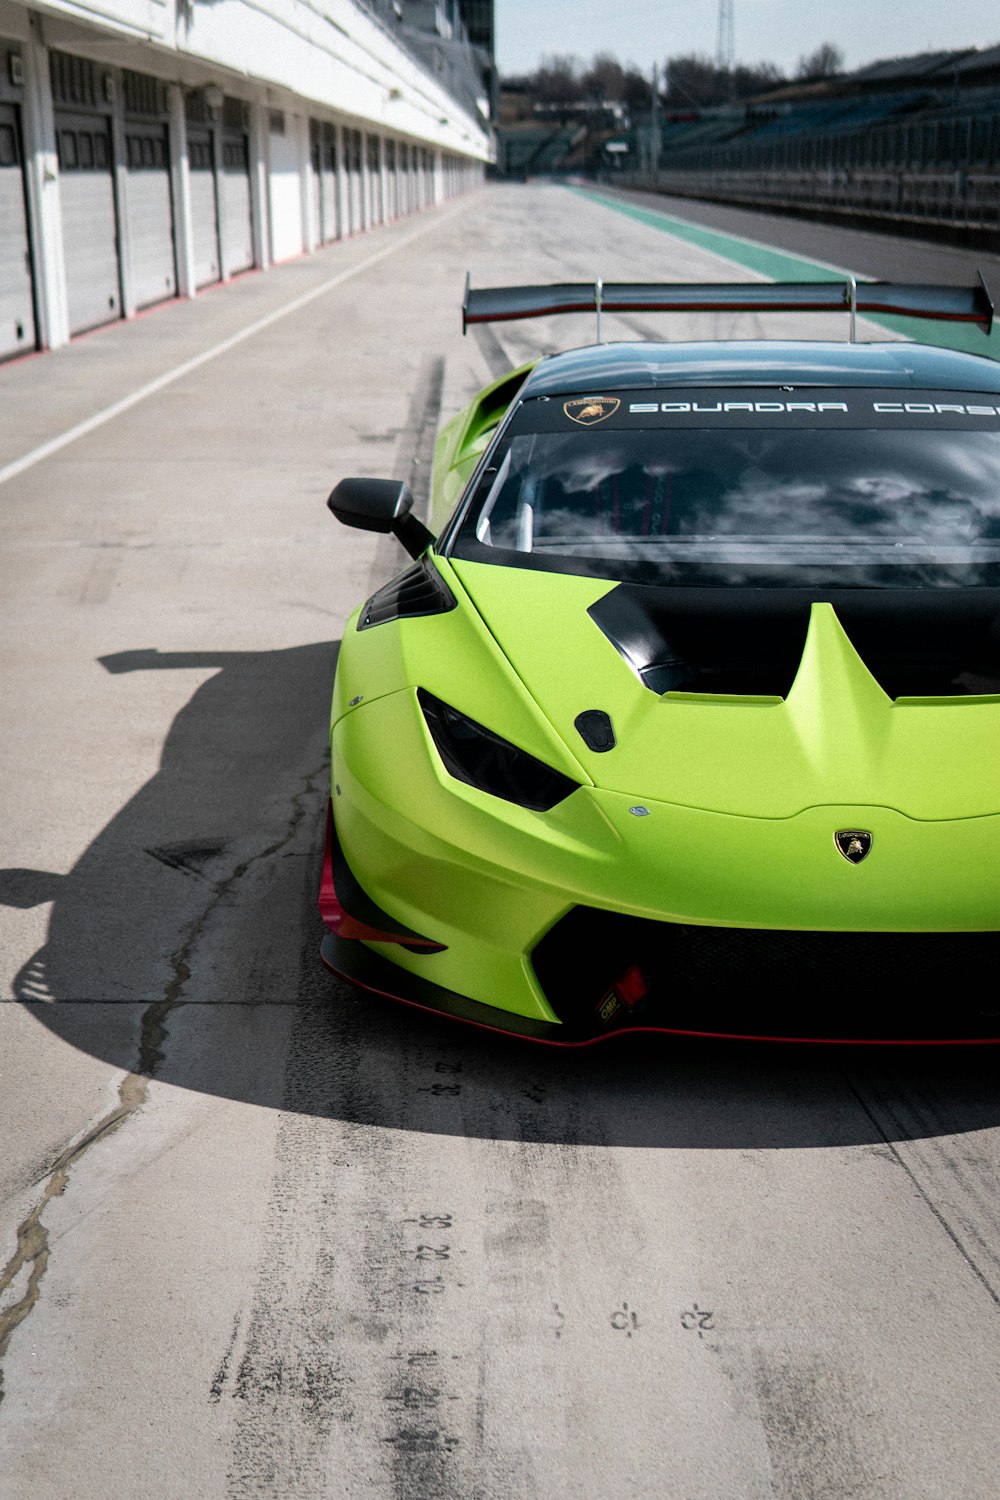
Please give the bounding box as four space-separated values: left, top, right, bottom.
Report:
494 0 1000 80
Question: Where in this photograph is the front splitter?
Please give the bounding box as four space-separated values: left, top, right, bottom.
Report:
319 932 1000 1047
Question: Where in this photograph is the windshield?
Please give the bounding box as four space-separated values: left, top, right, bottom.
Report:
448 389 1000 588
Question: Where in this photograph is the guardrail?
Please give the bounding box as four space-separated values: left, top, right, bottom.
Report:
620 167 1000 243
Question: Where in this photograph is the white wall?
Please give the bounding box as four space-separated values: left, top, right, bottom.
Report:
28 0 490 163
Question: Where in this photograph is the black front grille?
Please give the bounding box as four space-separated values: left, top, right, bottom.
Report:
531 907 1000 1040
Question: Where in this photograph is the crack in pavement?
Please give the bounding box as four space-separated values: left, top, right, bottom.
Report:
0 761 327 1409
0 1071 147 1402
136 761 325 1076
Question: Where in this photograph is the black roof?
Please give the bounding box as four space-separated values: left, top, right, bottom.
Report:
519 340 1000 397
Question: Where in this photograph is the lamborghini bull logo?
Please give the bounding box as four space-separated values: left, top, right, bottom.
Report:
564 396 621 426
835 830 873 864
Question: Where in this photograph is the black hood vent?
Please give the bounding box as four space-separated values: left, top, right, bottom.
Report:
589 584 1000 699
359 557 456 630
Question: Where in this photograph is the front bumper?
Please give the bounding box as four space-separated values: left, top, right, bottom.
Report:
320 792 1000 1046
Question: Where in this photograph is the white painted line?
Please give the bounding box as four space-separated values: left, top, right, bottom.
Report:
0 205 463 490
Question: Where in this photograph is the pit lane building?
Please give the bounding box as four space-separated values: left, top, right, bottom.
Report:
0 0 492 362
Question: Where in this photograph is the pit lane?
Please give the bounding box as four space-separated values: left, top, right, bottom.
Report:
2 183 1000 1500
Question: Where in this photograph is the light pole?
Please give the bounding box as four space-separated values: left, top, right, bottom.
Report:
716 0 734 72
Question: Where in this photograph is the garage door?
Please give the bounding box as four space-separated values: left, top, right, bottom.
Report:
222 128 253 274
399 142 412 213
310 120 322 246
55 109 121 335
320 123 339 242
0 101 36 360
366 133 382 226
346 128 362 234
188 126 220 287
310 121 339 245
123 120 176 308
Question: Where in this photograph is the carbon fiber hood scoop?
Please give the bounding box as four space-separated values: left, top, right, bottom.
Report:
588 584 1000 700
448 560 1000 819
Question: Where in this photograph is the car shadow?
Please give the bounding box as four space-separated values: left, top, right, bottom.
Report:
3 638 1000 1153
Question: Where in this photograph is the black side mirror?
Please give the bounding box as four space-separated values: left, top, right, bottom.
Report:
326 478 434 559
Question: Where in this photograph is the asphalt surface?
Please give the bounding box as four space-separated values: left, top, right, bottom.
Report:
1 183 1000 1500
600 184 1000 287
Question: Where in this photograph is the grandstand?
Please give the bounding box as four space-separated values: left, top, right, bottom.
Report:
496 43 1000 242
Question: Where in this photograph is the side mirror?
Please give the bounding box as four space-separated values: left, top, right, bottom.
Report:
326 477 434 560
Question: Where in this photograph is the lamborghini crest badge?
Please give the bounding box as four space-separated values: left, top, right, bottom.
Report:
564 396 620 425
835 830 873 864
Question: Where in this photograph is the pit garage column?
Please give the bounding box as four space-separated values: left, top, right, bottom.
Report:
21 17 68 349
298 110 315 255
334 122 348 241
167 83 195 299
248 100 270 272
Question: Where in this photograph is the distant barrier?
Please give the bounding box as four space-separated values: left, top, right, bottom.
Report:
615 104 1000 244
621 166 1000 244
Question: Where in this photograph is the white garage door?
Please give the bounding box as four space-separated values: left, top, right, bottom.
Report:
124 121 176 308
55 110 121 335
0 101 35 361
310 121 322 246
222 128 254 275
320 123 339 242
188 127 220 287
366 133 382 227
346 128 362 234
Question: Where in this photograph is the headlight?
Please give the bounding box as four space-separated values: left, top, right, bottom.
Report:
418 689 579 811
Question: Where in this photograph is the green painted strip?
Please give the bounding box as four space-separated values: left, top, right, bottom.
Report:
569 184 1000 362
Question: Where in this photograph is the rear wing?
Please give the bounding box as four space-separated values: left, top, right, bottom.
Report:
462 273 995 344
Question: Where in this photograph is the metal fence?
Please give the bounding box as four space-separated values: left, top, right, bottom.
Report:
620 104 1000 239
624 166 1000 236
655 108 1000 173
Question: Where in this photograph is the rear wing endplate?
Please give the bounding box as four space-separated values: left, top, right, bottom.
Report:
462 273 995 343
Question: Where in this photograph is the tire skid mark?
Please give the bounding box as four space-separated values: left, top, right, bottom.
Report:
0 762 326 1409
220 1006 496 1495
222 1014 365 1496
211 1310 246 1405
223 1000 479 1499
750 1347 881 1500
404 355 445 519
844 1066 1000 1310
363 351 446 604
469 323 512 383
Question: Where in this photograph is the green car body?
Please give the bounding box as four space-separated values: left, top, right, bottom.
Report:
321 287 1000 1044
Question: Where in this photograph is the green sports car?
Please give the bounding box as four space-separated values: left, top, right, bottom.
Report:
320 277 1000 1045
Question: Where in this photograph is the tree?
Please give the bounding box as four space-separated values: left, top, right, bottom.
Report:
731 61 784 97
621 67 653 113
661 52 786 106
532 54 584 106
582 52 626 103
796 43 845 80
579 53 652 113
664 53 725 107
